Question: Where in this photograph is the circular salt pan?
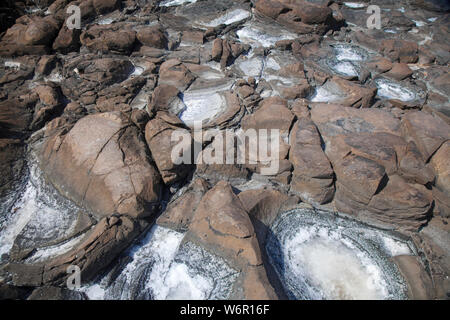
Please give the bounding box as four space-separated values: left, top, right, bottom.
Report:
374 78 418 101
332 44 369 62
179 91 227 126
80 225 238 300
327 60 359 77
160 0 197 7
202 9 251 27
236 24 297 48
266 209 411 300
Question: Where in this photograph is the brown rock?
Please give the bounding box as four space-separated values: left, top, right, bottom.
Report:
39 112 162 219
0 16 59 56
366 56 393 74
186 181 277 299
187 181 261 267
238 188 299 227
310 103 401 139
36 55 58 76
181 30 204 44
393 255 434 300
401 111 450 161
158 59 196 90
241 97 294 134
93 0 120 14
430 141 450 217
157 178 209 231
149 84 180 114
53 25 81 54
289 119 335 205
80 26 136 55
145 112 192 185
211 38 223 61
385 63 413 80
136 26 168 49
381 39 419 63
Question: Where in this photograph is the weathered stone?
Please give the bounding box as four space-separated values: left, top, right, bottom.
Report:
430 141 450 217
402 111 450 162
80 25 136 55
393 255 434 300
157 178 209 232
158 59 196 90
136 26 168 49
385 63 413 80
145 112 192 185
39 112 162 219
381 39 419 63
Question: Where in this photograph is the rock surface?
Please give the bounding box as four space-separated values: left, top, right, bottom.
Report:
0 0 449 301
39 112 161 219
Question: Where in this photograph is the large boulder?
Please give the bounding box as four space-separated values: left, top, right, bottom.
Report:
80 25 136 55
430 141 450 217
380 39 419 64
311 104 433 230
0 16 60 56
255 0 335 35
401 111 450 162
38 112 162 219
136 26 168 49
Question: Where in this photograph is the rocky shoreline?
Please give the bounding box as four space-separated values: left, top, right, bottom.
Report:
0 0 449 300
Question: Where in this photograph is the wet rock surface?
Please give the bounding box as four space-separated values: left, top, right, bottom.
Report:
0 0 449 300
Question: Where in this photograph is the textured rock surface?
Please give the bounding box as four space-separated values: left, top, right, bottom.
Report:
0 0 449 301
186 181 277 299
38 112 161 219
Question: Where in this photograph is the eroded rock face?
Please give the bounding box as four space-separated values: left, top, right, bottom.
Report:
255 0 336 35
0 15 60 56
157 178 209 231
430 141 450 217
1 0 449 301
38 112 162 219
80 24 136 55
311 104 433 231
311 77 377 108
186 181 277 299
401 111 450 162
145 112 193 185
6 215 145 287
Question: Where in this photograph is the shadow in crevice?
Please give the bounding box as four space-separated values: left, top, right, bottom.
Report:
249 216 294 300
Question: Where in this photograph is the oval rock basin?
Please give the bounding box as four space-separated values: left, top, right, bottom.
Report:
266 209 412 300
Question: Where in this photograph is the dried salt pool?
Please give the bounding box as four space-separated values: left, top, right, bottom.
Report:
0 148 88 263
80 225 239 300
266 209 412 300
374 78 421 102
323 43 370 78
